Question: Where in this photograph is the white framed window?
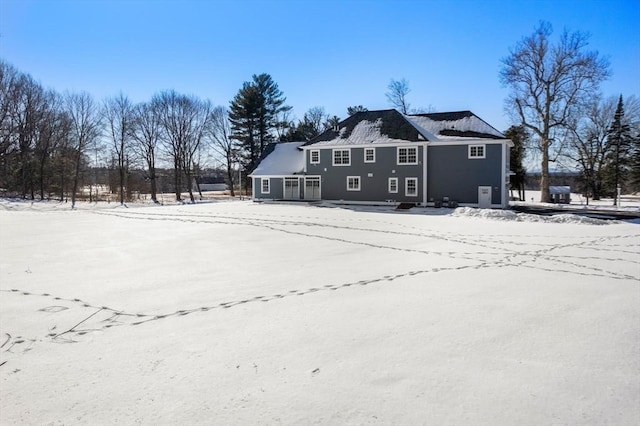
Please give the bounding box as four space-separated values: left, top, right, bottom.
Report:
405 177 418 197
261 178 270 194
364 147 375 163
310 150 320 164
388 177 398 193
468 144 486 159
397 147 418 165
347 176 361 191
333 149 350 166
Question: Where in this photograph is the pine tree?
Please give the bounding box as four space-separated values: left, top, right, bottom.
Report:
504 125 528 201
604 95 633 204
347 105 368 116
229 74 290 173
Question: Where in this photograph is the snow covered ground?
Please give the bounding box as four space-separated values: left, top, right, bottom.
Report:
1 199 638 425
512 190 640 213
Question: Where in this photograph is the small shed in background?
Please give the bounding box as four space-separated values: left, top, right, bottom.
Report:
549 186 571 204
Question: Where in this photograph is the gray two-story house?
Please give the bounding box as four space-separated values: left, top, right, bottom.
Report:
250 109 512 208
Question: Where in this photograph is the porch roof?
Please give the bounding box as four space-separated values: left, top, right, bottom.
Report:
250 142 305 176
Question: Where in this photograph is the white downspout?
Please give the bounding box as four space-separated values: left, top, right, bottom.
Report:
501 141 507 209
422 143 428 206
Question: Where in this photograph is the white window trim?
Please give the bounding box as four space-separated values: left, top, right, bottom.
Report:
347 176 361 191
468 144 486 159
310 150 320 164
332 148 351 166
364 147 375 163
405 177 418 197
388 177 398 193
397 146 418 165
261 178 270 194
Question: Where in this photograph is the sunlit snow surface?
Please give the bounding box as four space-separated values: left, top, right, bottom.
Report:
1 199 638 425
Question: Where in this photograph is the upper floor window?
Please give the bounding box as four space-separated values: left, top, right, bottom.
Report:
333 149 350 166
364 147 375 163
397 147 418 165
468 145 486 159
310 150 320 164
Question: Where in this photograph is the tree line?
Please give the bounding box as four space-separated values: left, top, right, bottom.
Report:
0 63 348 205
3 21 639 206
501 21 640 203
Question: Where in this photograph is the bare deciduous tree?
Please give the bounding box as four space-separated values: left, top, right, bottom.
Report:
0 60 22 181
154 90 212 202
131 102 162 203
305 106 329 136
562 95 616 202
386 78 411 114
34 90 66 200
209 106 236 196
500 21 610 202
103 93 134 205
65 91 102 208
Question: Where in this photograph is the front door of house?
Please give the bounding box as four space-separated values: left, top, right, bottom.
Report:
284 178 300 200
478 186 492 208
304 177 321 200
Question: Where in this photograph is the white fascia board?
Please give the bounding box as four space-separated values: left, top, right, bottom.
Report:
426 138 511 146
305 141 428 150
247 174 301 178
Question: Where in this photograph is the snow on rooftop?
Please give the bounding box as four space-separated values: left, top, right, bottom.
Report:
307 118 416 146
250 142 305 176
405 114 504 140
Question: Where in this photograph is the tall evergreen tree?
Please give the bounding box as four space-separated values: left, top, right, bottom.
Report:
604 95 633 204
504 125 528 201
229 74 290 173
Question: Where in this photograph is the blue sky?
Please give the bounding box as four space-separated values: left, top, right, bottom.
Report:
1 0 639 132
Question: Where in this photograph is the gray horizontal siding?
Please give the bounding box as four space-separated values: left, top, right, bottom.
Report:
253 177 284 199
427 144 503 204
306 146 423 202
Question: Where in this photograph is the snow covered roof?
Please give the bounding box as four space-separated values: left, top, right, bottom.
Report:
304 109 505 148
405 111 505 140
307 117 417 146
250 142 305 176
304 110 423 147
550 186 571 194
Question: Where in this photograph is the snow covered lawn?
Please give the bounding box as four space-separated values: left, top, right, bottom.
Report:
1 200 638 425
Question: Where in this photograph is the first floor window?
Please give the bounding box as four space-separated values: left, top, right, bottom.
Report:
347 176 361 191
397 147 418 164
310 150 320 164
333 149 350 165
405 177 418 197
469 144 486 159
261 178 270 193
388 177 398 193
